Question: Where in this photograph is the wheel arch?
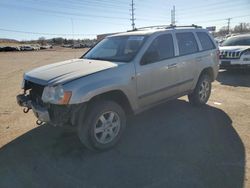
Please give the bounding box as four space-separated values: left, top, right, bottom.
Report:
200 67 215 81
88 90 134 116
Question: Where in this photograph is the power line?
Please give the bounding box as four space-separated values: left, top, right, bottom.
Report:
177 0 248 12
25 0 130 15
0 28 97 36
136 2 248 21
177 7 249 22
192 14 250 24
0 3 129 20
177 3 249 17
0 2 168 23
44 0 128 10
70 0 128 7
0 14 249 38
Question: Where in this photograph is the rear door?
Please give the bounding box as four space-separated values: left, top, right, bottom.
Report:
195 31 218 72
173 31 200 93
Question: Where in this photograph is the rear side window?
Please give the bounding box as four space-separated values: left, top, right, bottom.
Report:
197 32 215 50
142 34 174 64
176 32 198 56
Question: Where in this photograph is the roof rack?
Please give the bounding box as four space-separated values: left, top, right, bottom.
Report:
128 24 202 32
166 24 202 29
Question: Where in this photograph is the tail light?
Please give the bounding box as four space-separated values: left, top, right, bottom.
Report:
216 49 220 60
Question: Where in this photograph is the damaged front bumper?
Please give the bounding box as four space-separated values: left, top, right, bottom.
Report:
16 93 86 126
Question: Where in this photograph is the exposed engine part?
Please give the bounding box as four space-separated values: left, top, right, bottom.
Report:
36 120 44 126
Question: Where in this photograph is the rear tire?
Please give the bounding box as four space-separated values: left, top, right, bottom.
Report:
188 74 212 106
77 100 126 151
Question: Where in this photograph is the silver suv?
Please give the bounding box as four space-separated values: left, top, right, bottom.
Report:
17 25 219 151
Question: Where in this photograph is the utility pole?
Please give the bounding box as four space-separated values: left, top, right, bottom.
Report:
71 18 77 58
171 5 176 25
227 18 231 34
130 0 135 30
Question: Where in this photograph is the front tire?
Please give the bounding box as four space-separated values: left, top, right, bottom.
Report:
77 100 126 151
188 74 212 106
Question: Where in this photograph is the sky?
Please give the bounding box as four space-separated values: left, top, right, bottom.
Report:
0 0 249 40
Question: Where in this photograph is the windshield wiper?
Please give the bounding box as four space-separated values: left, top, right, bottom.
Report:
84 57 104 60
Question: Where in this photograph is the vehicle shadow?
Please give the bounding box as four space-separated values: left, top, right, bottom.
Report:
0 100 245 188
217 69 250 87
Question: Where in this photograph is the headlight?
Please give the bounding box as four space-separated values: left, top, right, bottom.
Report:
243 50 250 55
42 85 72 104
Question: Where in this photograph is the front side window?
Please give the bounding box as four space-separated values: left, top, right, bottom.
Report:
176 32 198 56
141 34 175 65
197 32 215 50
84 35 146 62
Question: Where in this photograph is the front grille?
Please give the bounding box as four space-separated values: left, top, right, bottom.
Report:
24 80 45 106
220 50 241 59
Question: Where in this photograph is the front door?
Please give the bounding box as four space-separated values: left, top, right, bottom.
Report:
135 33 180 108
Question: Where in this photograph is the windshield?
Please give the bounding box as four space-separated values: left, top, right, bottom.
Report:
222 36 250 46
83 35 146 62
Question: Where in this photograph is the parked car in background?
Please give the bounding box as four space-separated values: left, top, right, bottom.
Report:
62 44 73 48
40 45 52 50
0 46 20 52
72 43 84 48
31 44 41 50
214 36 225 46
17 25 219 151
20 45 34 51
219 34 250 69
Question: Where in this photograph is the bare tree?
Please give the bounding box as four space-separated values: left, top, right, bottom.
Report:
234 23 250 33
38 37 46 45
218 26 229 36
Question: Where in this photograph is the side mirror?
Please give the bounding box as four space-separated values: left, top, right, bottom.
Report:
141 51 159 65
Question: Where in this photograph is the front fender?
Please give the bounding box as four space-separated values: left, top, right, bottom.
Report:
63 63 138 111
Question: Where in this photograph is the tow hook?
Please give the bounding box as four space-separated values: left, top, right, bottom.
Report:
36 120 44 126
23 107 30 113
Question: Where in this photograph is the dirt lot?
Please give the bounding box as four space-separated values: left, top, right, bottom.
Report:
0 48 250 188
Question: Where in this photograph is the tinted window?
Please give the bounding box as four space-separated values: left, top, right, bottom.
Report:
142 34 174 64
176 32 198 55
197 32 215 50
222 36 250 46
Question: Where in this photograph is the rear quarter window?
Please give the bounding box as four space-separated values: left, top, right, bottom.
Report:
197 32 216 51
176 32 198 56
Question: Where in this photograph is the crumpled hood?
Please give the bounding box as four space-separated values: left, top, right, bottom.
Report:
219 46 250 52
24 59 118 85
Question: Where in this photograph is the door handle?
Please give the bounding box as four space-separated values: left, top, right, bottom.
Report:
196 57 202 62
168 63 177 69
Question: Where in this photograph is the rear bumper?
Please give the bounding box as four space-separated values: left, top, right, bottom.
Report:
16 94 86 126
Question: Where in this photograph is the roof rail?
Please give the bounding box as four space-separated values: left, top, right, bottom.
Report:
166 24 202 29
136 25 169 30
127 24 202 32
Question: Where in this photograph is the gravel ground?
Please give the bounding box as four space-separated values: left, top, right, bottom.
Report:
0 48 250 188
